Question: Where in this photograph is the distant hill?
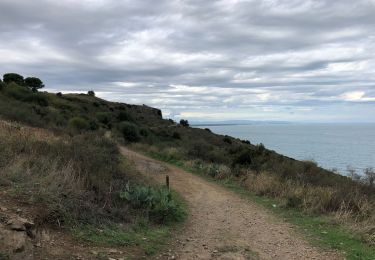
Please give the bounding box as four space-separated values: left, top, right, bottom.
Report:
190 120 291 126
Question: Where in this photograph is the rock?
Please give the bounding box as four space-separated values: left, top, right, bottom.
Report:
0 229 28 253
0 206 7 212
109 248 118 254
6 216 34 232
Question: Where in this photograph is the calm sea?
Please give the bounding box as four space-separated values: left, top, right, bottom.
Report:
197 123 375 176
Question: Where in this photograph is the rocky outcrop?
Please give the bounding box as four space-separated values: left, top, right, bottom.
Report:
0 210 35 259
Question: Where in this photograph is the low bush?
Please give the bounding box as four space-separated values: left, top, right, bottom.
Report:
120 184 186 223
117 111 133 122
96 112 112 128
223 136 232 144
118 121 141 142
172 131 181 139
68 117 90 132
232 149 252 166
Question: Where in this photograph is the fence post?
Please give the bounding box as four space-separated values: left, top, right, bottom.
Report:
166 175 170 190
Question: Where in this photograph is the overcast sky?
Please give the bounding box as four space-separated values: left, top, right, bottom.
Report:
1 0 375 122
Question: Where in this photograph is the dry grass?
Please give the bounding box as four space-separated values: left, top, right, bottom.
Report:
0 120 129 225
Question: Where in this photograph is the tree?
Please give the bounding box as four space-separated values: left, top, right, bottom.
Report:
88 90 95 96
180 119 189 127
3 73 24 85
24 77 44 92
364 167 375 187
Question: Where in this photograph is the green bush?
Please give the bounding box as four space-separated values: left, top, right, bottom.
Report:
172 132 181 139
96 112 112 127
286 194 303 208
140 128 149 137
3 82 32 100
117 111 133 122
118 121 141 142
223 136 232 144
68 117 90 132
232 149 252 166
120 184 186 223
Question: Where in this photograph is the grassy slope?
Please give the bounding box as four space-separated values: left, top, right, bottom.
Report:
0 79 374 258
0 83 187 257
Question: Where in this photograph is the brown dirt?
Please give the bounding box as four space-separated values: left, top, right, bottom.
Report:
120 147 343 260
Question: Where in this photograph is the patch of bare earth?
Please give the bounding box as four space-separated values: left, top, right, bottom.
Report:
121 147 342 260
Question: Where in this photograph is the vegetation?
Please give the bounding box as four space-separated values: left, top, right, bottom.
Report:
25 77 45 92
0 73 186 256
0 73 374 256
179 119 189 127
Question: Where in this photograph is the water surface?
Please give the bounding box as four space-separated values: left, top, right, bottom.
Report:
197 123 375 176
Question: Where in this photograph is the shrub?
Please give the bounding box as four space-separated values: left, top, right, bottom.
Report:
56 92 63 97
223 135 232 144
139 128 149 137
96 112 112 127
117 111 133 122
120 184 186 223
172 132 181 139
88 90 95 96
241 140 251 145
68 117 90 132
3 82 32 100
232 149 252 166
25 77 44 92
286 194 303 208
29 93 49 106
118 121 141 142
179 119 189 127
3 73 24 85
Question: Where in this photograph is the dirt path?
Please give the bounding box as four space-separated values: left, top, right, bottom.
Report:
121 147 342 260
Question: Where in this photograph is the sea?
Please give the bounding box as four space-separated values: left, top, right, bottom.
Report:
196 123 375 176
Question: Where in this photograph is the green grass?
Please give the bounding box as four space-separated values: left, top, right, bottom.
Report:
146 151 375 260
71 188 187 256
71 223 172 256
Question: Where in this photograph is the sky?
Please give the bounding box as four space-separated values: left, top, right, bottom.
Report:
1 0 375 122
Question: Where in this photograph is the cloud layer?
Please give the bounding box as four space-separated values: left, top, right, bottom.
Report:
1 0 375 122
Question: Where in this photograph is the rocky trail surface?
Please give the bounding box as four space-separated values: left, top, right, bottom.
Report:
121 147 342 260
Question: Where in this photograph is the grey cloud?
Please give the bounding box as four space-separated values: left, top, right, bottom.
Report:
1 0 375 122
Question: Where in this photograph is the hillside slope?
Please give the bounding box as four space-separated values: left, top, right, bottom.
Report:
1 74 375 258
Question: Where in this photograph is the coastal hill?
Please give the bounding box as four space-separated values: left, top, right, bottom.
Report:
1 73 374 259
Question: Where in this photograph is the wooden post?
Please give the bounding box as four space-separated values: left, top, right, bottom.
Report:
166 175 170 190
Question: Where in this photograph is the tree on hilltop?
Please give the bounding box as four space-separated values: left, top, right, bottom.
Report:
180 119 189 127
3 73 24 85
25 77 45 92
